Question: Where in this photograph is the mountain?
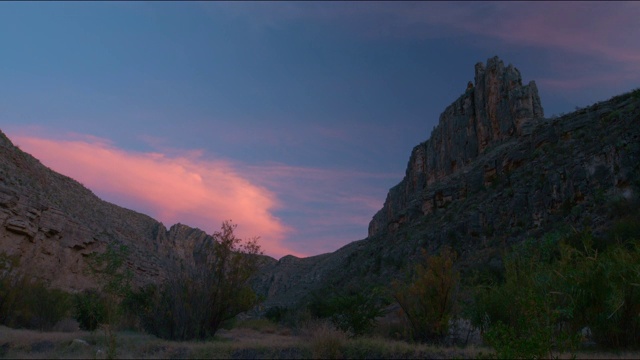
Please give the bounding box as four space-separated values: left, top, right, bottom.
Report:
254 56 640 308
0 132 276 291
1 56 639 311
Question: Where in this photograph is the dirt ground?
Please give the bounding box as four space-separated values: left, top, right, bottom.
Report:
1 324 639 359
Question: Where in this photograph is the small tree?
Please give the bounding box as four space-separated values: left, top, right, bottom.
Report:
81 242 132 358
393 246 459 343
141 220 263 340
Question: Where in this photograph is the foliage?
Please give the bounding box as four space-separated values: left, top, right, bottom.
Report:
470 229 640 358
308 287 389 337
0 252 71 331
393 246 459 343
73 289 107 331
86 242 133 300
264 306 289 323
84 241 132 358
138 220 263 340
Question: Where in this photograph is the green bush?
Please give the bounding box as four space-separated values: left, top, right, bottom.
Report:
73 289 107 331
470 229 640 357
308 287 389 337
393 246 459 343
137 221 263 341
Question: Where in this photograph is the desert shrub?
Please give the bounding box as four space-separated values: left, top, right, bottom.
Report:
304 320 348 359
470 234 576 359
308 287 389 337
120 283 156 331
85 241 133 358
610 214 640 244
138 221 263 341
0 252 71 330
264 306 289 323
393 246 459 343
73 289 107 331
471 229 640 357
553 236 640 348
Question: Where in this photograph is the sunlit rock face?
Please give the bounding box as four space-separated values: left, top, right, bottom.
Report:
369 56 546 237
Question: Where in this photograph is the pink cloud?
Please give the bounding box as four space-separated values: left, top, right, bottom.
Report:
238 162 401 255
10 132 298 259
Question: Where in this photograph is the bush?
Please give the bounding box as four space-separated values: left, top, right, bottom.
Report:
393 246 459 343
471 229 640 357
264 306 289 323
138 220 263 340
308 287 389 337
0 252 71 331
304 320 348 359
73 289 107 331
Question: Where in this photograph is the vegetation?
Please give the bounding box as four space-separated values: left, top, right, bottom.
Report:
81 241 132 358
3 203 640 359
132 220 263 341
0 252 71 331
307 286 389 337
469 226 640 358
393 246 459 343
73 289 107 331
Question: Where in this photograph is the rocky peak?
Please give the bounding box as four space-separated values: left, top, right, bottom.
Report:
369 56 544 237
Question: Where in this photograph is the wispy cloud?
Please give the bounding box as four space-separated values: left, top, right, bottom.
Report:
7 129 401 258
10 131 297 259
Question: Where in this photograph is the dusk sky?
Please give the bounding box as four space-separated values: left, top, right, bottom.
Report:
2 2 639 259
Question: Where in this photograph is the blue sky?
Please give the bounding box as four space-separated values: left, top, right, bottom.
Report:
2 2 639 258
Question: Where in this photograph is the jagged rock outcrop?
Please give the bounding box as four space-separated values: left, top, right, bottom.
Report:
2 56 639 313
369 56 545 237
256 58 640 309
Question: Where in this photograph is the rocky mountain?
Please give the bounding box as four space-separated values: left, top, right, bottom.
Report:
255 56 640 309
0 133 276 290
1 56 639 312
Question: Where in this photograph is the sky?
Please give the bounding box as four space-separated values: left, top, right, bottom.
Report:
1 2 639 259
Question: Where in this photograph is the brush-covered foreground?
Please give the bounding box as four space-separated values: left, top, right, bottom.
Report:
2 320 639 360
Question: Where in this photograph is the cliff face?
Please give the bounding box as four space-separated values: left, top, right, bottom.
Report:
369 56 545 237
256 57 640 309
1 56 639 311
0 132 276 291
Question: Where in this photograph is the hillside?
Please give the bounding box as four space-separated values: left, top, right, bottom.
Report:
1 56 639 312
0 131 276 291
255 56 640 309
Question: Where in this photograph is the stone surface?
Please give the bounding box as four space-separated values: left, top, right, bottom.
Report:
0 128 274 292
254 60 640 309
1 57 639 313
369 56 545 237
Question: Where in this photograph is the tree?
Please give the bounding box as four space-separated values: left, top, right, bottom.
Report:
393 246 459 343
141 220 263 340
81 242 132 359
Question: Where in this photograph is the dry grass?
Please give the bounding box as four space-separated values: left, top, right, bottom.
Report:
2 323 638 359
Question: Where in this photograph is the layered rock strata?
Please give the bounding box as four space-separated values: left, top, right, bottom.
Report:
0 131 276 291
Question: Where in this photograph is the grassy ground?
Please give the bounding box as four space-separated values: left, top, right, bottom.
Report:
1 321 638 359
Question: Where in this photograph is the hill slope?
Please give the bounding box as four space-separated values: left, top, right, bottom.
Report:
0 131 276 290
1 56 638 310
255 56 640 309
